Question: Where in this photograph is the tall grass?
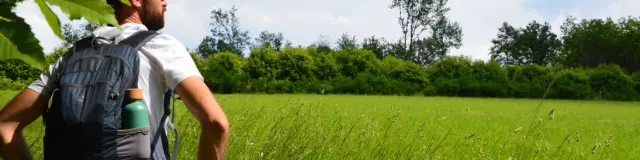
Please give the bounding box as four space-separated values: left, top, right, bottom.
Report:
1 90 638 159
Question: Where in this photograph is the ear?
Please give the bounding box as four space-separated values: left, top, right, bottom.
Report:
130 0 143 8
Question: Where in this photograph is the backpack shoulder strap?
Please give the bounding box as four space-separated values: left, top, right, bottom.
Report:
117 30 160 88
119 30 160 50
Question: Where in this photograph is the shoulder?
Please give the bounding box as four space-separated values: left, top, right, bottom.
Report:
145 33 188 53
138 32 193 65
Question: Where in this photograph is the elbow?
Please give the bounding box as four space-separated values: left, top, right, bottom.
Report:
0 124 17 146
201 116 230 136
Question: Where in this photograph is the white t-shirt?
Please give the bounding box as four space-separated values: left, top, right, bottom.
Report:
28 23 202 159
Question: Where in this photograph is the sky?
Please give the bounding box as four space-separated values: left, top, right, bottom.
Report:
13 0 640 61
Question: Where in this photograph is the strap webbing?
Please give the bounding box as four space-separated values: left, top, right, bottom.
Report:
117 31 159 89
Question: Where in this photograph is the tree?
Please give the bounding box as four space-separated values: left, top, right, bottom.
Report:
362 36 390 59
489 21 561 66
61 21 101 48
199 5 252 57
1 0 125 70
196 36 223 58
389 0 462 66
413 16 462 66
336 32 358 50
253 30 288 51
558 16 640 72
311 34 333 53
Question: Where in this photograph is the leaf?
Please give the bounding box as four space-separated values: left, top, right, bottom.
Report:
45 0 119 28
36 0 62 39
0 9 46 69
119 0 131 7
0 16 10 22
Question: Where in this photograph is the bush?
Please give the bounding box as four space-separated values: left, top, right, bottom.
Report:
201 52 250 93
379 56 430 89
0 60 42 81
434 78 460 96
632 72 640 100
2 45 639 101
426 56 474 82
245 47 280 80
548 69 595 100
0 77 30 91
508 64 553 98
588 64 636 101
310 50 340 80
278 47 316 81
332 48 380 78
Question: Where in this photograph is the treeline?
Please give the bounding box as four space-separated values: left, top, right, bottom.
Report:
188 46 640 101
3 46 639 101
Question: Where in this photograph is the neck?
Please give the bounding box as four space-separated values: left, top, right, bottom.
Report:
117 8 142 25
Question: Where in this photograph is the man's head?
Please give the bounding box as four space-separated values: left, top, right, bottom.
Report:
107 0 167 31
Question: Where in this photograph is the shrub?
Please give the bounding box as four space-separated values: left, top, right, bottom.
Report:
434 78 460 96
426 56 474 83
201 52 250 93
331 48 380 78
588 64 636 101
278 47 316 81
245 47 280 80
0 77 30 91
548 69 595 100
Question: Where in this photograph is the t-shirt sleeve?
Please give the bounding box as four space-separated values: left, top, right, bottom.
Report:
27 53 67 96
142 34 203 91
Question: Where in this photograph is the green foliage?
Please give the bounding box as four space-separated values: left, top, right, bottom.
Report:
332 48 380 78
46 0 118 27
587 64 636 101
490 21 561 66
36 0 62 39
0 77 30 91
548 69 594 100
0 60 41 82
3 36 640 101
389 0 463 66
0 8 46 70
245 47 281 80
559 16 640 72
277 47 316 81
199 5 252 57
201 52 249 94
2 0 118 71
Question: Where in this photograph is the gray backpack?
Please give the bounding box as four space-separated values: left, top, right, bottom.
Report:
42 31 179 160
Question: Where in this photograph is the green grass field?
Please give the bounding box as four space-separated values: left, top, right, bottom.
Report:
1 90 639 159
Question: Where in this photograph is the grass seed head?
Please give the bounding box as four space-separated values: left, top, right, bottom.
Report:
538 118 542 124
514 127 523 133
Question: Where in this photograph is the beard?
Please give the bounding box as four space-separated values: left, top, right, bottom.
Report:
140 1 165 31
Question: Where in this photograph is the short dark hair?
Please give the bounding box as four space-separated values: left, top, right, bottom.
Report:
106 0 122 9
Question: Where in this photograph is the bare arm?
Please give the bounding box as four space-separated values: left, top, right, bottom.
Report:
174 76 229 160
0 89 48 160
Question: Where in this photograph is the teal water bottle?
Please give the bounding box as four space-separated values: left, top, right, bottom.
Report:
123 88 149 129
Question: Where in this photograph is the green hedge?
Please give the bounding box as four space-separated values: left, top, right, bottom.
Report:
3 46 640 101
195 46 640 101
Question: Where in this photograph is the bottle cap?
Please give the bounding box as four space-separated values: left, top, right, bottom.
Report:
126 88 144 100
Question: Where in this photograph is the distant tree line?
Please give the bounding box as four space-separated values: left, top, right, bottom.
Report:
2 0 640 101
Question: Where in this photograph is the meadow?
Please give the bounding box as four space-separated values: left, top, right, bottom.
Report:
1 90 639 159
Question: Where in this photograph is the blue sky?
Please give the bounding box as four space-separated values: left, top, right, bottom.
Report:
13 0 640 61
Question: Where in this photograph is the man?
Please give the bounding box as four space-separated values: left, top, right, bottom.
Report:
0 0 229 159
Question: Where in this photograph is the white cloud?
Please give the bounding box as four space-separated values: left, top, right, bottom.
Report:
13 0 640 60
